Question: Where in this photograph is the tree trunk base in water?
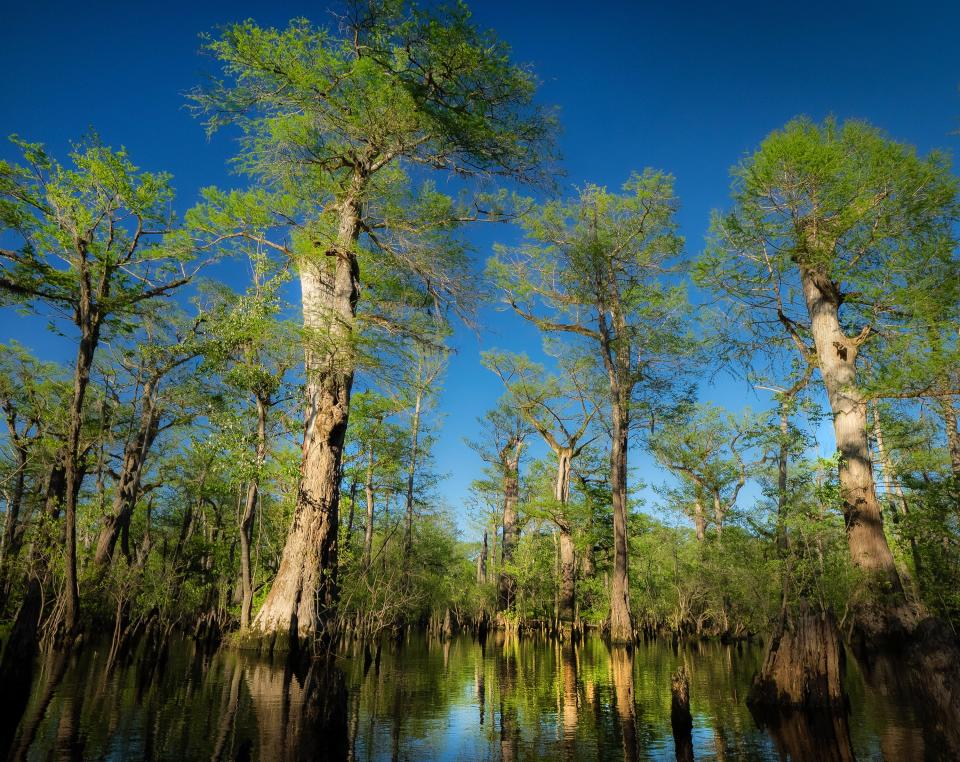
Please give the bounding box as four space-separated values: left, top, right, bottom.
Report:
229 626 301 658
748 608 846 711
671 666 693 762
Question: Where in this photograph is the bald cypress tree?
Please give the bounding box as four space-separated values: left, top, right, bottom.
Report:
191 1 554 648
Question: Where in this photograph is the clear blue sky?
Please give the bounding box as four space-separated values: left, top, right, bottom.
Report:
2 0 958 533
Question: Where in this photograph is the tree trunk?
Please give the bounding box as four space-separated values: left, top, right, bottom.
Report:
712 491 724 537
477 530 487 584
872 406 923 584
693 498 705 542
343 481 357 555
239 394 268 629
0 442 27 607
671 666 694 762
63 320 99 634
94 386 160 566
940 395 960 478
497 439 522 613
608 399 633 643
748 606 846 710
363 442 375 570
404 384 423 566
800 266 903 602
777 404 790 553
558 525 576 630
248 186 362 650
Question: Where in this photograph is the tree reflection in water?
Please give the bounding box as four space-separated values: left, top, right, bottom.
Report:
8 633 950 760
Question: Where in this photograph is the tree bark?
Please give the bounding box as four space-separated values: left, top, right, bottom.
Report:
239 394 268 629
0 439 27 607
94 382 160 566
693 498 706 542
363 441 375 570
558 525 576 629
608 399 633 643
712 491 724 537
477 530 487 584
800 266 903 600
249 184 362 649
497 438 522 613
940 395 960 478
748 607 846 710
872 406 923 584
403 384 423 565
63 321 99 634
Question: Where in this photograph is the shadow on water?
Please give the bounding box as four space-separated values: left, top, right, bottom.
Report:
7 631 956 760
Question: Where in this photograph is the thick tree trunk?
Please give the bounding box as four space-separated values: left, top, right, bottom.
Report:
748 606 846 710
94 386 160 566
239 394 268 629
248 187 362 650
558 525 576 630
693 498 705 542
497 439 522 613
800 267 903 601
608 401 633 643
550 445 577 632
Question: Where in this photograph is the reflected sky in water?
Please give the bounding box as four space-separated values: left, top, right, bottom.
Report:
12 632 933 760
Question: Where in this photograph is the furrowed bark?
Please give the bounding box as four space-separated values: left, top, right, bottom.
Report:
248 184 362 650
799 265 903 604
608 399 633 643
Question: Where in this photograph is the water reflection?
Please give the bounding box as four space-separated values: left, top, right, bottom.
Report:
9 632 947 760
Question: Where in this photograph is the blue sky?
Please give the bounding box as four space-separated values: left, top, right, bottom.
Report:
2 0 958 533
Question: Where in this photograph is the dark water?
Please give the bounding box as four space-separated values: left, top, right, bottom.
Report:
8 632 935 760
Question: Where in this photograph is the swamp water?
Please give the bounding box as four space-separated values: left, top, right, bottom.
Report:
7 633 936 760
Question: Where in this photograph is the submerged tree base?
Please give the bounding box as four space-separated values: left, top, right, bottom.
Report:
749 607 846 710
229 626 304 658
